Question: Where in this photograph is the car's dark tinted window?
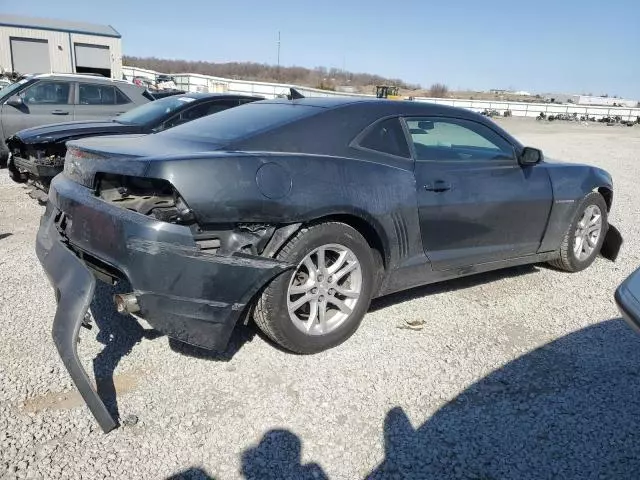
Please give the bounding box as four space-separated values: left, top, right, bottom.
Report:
115 88 131 105
79 83 119 105
117 95 196 126
163 102 322 143
406 117 514 161
358 117 410 158
162 100 238 130
21 81 70 105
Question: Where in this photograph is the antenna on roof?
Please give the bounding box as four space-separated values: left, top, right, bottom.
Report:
288 88 305 100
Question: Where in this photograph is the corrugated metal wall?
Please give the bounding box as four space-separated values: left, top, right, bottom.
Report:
0 26 70 73
0 26 122 77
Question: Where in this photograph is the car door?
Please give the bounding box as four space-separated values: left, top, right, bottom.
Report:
407 116 553 270
1 80 73 137
74 82 131 121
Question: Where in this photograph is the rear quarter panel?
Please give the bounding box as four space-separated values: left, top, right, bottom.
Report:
146 153 423 270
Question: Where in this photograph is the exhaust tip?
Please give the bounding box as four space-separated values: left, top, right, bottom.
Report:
114 293 140 314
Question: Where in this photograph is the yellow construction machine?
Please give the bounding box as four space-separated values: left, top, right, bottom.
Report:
375 85 401 100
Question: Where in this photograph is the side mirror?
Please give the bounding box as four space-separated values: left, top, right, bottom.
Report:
6 95 24 108
417 121 435 130
519 146 543 166
616 267 640 332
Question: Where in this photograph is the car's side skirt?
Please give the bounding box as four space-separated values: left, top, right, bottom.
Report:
379 251 559 297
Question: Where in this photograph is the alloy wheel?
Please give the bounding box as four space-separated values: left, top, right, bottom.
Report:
287 244 363 335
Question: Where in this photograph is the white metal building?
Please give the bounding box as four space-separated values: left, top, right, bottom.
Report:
574 95 637 108
0 15 122 78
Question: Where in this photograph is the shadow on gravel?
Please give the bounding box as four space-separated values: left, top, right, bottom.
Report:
166 468 214 480
172 318 640 479
370 264 538 312
367 318 640 479
89 281 255 423
90 281 164 422
240 429 329 480
167 430 328 480
0 232 12 241
168 321 256 362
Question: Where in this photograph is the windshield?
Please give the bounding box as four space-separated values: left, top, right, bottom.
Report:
116 95 197 125
163 102 322 143
0 78 30 100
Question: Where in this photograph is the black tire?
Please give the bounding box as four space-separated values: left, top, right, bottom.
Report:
548 192 608 272
254 222 375 354
7 157 27 184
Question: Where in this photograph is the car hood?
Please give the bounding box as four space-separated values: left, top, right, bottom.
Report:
544 158 612 180
11 120 145 145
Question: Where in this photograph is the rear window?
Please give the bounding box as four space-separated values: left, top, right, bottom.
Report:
162 102 322 143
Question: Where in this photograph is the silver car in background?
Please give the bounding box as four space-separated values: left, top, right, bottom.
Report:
0 73 149 167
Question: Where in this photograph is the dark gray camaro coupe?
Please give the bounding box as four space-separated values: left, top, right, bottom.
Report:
36 96 621 431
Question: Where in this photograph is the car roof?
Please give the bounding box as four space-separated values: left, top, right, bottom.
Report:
172 92 263 101
261 96 474 117
32 73 133 85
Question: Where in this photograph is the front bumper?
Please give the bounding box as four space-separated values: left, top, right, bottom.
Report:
13 155 62 181
36 174 291 431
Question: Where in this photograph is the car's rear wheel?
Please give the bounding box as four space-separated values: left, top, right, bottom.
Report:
548 192 608 272
254 222 375 354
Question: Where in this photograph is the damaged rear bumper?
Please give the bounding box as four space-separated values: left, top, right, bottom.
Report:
13 155 63 181
36 174 292 431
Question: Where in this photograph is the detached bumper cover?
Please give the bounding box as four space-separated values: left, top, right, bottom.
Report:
36 229 117 431
36 174 291 431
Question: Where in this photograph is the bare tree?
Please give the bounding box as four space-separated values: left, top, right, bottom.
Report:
428 83 449 98
123 56 421 91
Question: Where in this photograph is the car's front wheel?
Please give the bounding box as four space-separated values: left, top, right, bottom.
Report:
548 192 608 272
254 222 375 354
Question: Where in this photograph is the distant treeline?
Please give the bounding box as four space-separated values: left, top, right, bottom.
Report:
123 56 420 91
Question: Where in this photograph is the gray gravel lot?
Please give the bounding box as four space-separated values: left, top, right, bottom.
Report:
1 118 640 480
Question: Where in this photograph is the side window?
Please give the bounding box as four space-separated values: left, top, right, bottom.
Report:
162 100 237 130
406 117 514 161
357 117 410 158
115 88 131 105
21 81 70 105
78 83 118 105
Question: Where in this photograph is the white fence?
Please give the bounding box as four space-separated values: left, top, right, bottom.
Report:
123 66 640 121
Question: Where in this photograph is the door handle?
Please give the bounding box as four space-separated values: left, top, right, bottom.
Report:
424 181 452 192
51 110 70 115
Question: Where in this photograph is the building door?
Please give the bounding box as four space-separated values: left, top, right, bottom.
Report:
10 38 51 74
74 43 111 77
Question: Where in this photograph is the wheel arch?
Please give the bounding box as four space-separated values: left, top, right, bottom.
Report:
595 186 613 212
316 213 388 269
266 211 390 270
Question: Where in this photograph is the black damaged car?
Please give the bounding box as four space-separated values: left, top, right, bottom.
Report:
36 95 622 431
6 92 262 187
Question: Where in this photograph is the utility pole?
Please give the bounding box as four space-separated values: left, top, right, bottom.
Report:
277 31 281 81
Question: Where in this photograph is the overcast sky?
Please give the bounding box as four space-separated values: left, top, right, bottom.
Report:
4 0 640 98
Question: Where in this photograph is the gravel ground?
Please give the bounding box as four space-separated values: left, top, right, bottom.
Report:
1 119 640 480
